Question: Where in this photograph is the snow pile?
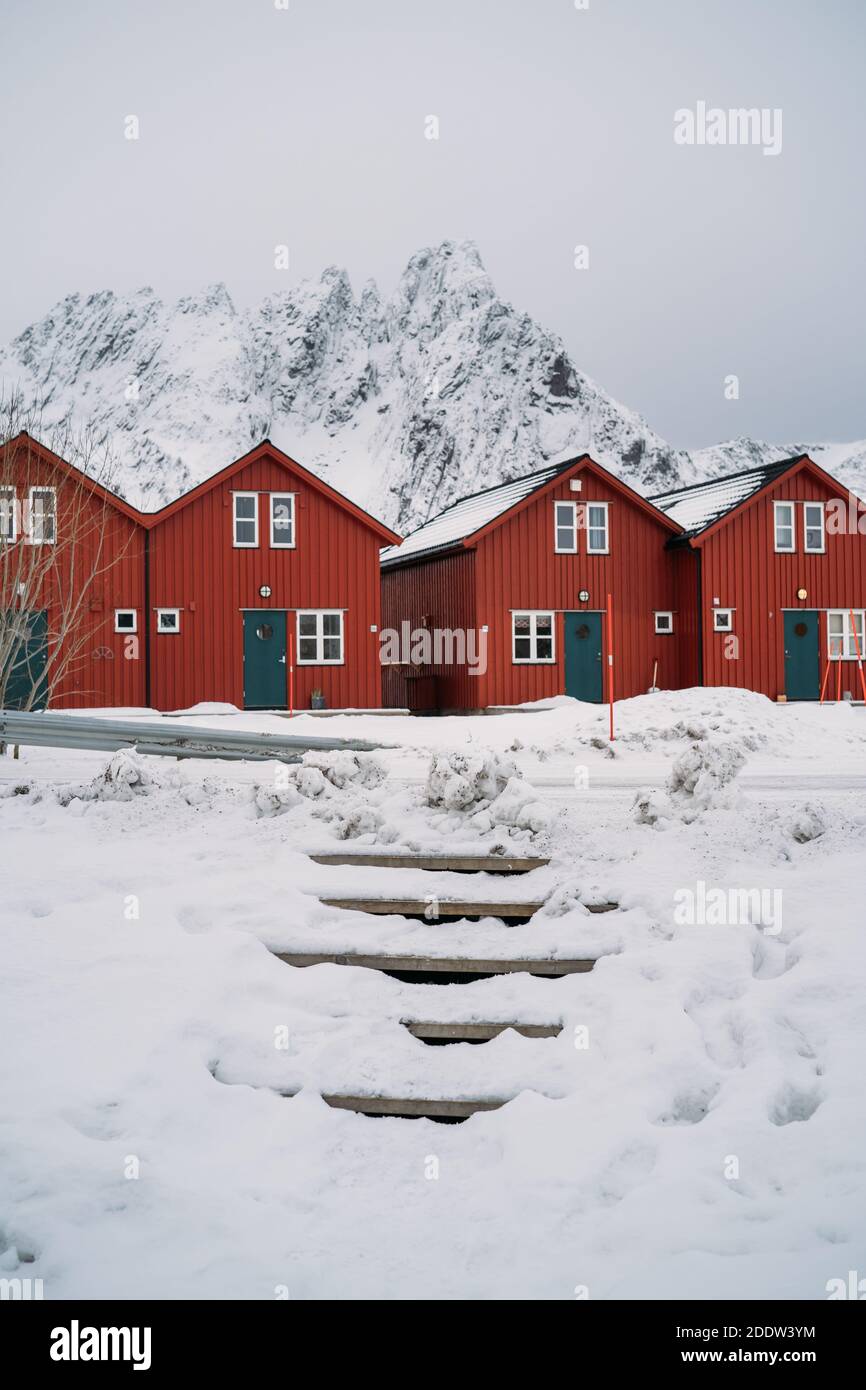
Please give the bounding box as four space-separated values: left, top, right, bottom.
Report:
634 738 745 826
426 749 552 837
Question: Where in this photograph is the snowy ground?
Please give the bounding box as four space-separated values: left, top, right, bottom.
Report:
1 689 865 1300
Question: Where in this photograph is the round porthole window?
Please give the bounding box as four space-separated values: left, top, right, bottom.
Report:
794 621 808 637
256 623 274 641
577 623 591 639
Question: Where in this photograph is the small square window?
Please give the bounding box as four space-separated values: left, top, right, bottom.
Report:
157 608 180 634
114 609 137 633
512 611 556 663
654 611 673 634
270 493 295 548
713 608 733 632
803 502 825 554
554 501 577 553
585 502 609 554
233 493 258 548
0 487 16 542
296 611 344 664
28 487 56 544
774 502 794 552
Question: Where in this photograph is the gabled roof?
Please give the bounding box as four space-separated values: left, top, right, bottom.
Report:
1 431 145 526
650 456 808 541
146 439 401 543
381 453 681 568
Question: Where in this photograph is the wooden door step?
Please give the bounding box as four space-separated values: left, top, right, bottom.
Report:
402 1019 562 1044
309 852 549 874
274 950 595 981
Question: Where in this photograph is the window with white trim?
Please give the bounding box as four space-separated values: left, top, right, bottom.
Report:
773 501 794 552
28 487 56 544
585 502 609 554
0 487 15 541
713 608 733 632
654 611 673 634
269 493 295 548
297 610 344 664
232 492 258 547
554 501 577 553
827 609 865 660
512 611 555 663
114 609 137 633
156 608 181 634
803 502 825 553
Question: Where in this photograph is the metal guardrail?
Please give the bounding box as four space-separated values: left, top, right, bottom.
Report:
0 709 392 764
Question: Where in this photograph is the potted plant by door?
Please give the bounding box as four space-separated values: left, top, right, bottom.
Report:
310 688 327 711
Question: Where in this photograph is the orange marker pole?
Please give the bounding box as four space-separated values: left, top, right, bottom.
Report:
849 609 866 703
836 647 842 702
607 591 614 741
819 659 832 704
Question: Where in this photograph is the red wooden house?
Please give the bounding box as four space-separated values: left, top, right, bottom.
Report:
380 453 685 711
145 440 399 711
1 435 399 712
0 432 146 709
650 455 866 702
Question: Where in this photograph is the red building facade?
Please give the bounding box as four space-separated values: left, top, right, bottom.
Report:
1 435 398 712
383 452 866 710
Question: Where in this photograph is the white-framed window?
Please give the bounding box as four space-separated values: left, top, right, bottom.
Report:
114 609 137 633
585 501 609 554
27 487 56 544
654 611 674 634
713 608 733 632
803 501 825 553
512 611 555 663
827 609 865 660
156 608 181 634
269 493 295 548
297 610 344 664
554 500 577 553
0 486 15 542
774 501 795 552
232 492 258 548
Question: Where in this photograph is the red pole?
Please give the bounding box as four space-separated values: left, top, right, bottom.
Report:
288 629 294 717
819 659 832 704
849 609 866 703
607 591 614 741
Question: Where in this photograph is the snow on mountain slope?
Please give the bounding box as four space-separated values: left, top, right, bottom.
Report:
2 241 864 529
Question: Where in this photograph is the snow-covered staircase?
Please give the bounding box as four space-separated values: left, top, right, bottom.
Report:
270 851 606 1121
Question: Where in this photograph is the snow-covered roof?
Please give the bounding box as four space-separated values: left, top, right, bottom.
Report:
650 457 803 538
381 458 579 566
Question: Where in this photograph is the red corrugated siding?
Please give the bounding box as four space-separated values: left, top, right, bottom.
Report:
1 444 147 709
148 452 383 711
380 550 478 709
671 546 700 688
474 466 683 706
698 467 866 697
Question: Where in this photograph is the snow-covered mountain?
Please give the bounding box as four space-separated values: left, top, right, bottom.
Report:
1 240 864 530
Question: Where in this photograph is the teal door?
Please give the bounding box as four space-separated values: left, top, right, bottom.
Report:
564 611 604 702
3 609 48 709
784 611 820 700
243 611 287 709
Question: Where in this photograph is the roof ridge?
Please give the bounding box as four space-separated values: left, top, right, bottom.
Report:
649 454 805 502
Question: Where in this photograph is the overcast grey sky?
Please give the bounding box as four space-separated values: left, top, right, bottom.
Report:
2 0 864 449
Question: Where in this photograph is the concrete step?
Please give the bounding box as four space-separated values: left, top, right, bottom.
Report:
274 950 595 981
309 852 549 874
402 1020 562 1044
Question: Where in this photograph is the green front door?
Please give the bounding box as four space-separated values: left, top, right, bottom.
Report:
243 611 287 709
783 610 820 700
564 610 604 703
3 609 48 709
